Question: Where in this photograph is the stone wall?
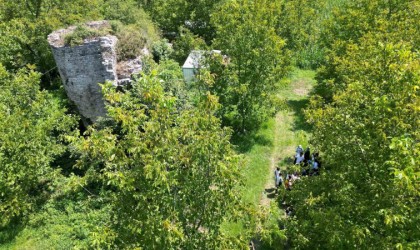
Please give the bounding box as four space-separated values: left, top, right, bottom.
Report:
48 21 143 124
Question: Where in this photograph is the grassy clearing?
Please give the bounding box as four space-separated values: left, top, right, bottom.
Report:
222 68 316 243
239 118 276 205
221 118 276 236
275 68 316 163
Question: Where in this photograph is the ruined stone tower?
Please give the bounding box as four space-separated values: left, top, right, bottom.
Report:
48 21 142 124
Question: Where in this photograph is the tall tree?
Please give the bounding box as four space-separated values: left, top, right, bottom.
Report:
314 0 420 102
208 0 290 133
68 68 244 248
284 1 420 248
276 0 332 69
284 35 420 249
0 65 76 227
139 0 222 42
0 0 102 81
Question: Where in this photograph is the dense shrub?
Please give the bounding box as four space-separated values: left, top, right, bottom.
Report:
170 26 207 65
114 25 147 60
0 65 77 228
64 25 108 46
152 38 174 62
66 65 243 248
63 20 159 61
101 0 160 56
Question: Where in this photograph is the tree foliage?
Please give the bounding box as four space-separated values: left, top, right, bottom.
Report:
1 0 419 248
67 68 244 248
139 0 222 42
314 0 420 101
208 0 290 133
170 26 207 65
284 27 420 250
0 65 76 227
0 0 102 80
276 0 332 69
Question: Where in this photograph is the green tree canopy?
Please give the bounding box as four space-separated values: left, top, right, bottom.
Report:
67 67 244 248
0 64 76 227
276 0 332 69
208 0 290 133
0 0 102 78
314 0 420 101
139 0 222 42
285 36 419 249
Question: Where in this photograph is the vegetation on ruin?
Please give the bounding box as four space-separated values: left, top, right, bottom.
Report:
63 25 107 46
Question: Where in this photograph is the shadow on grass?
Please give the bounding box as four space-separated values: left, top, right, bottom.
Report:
279 156 294 166
232 132 273 153
0 218 25 245
267 192 277 199
287 99 312 132
264 188 277 200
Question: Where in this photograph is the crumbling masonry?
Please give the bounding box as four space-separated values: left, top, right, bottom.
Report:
48 21 142 124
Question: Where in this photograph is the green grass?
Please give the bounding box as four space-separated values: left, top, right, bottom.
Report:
241 68 316 203
240 119 276 205
221 117 276 237
277 69 316 99
222 68 316 243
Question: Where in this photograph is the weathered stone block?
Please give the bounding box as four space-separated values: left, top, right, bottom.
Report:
48 22 118 123
48 21 145 124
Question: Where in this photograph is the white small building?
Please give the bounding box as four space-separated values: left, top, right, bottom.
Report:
182 50 221 83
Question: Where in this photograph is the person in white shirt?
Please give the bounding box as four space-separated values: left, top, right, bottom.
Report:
295 152 305 165
310 160 320 175
274 167 280 187
312 160 319 170
292 172 300 181
296 145 303 155
294 145 303 164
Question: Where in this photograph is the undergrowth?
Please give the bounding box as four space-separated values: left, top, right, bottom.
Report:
63 20 159 61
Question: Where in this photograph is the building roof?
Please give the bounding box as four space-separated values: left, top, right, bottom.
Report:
182 50 221 69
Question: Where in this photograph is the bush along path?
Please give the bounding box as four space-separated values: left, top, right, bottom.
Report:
256 69 315 249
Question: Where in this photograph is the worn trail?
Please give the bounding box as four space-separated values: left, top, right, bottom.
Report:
259 73 313 208
259 110 295 207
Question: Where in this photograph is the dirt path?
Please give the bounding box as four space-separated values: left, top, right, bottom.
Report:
252 70 314 250
259 111 295 207
259 73 313 208
260 113 282 207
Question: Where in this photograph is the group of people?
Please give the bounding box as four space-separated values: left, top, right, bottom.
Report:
294 145 321 176
274 145 322 192
274 168 300 191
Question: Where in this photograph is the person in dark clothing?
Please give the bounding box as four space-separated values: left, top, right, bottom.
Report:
304 147 311 163
301 167 308 176
286 206 293 216
313 152 319 160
